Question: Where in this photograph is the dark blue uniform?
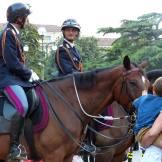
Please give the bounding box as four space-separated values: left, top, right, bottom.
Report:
55 40 82 76
0 23 32 88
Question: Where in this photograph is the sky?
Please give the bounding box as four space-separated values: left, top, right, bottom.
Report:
0 0 162 37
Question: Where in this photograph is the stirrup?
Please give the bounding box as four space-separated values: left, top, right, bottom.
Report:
7 144 28 161
80 143 96 154
17 144 28 159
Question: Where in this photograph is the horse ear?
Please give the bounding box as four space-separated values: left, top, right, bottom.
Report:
123 55 131 70
139 60 149 69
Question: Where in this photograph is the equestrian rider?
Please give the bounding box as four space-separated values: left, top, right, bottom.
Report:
0 3 39 161
55 19 95 153
55 19 83 76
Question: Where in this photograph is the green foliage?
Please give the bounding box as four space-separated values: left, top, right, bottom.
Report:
22 12 162 80
44 49 58 79
20 24 42 76
43 37 64 79
76 37 102 70
98 12 162 70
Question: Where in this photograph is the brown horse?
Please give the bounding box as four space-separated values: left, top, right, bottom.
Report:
0 56 148 162
92 69 161 162
93 102 134 162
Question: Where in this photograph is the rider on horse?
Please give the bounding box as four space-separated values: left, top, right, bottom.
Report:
0 2 39 161
55 19 83 76
55 19 95 153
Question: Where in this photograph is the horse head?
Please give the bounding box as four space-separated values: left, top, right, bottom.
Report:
113 56 149 114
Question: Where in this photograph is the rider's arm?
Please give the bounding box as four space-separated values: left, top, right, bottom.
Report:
141 112 162 148
3 30 31 81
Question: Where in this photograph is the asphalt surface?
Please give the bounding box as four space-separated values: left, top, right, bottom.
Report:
73 151 142 162
126 150 141 162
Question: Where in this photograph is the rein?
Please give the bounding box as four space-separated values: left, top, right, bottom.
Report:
39 81 94 153
73 68 139 120
37 67 142 154
40 81 133 155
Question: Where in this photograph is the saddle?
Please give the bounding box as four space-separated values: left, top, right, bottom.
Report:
0 86 49 160
0 86 49 134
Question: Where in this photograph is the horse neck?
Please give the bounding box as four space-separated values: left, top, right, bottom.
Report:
77 67 123 120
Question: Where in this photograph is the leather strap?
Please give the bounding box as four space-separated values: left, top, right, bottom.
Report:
1 28 26 64
56 48 66 74
56 46 83 74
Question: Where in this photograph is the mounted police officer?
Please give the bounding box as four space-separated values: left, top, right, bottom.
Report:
55 19 83 76
55 19 95 154
0 3 39 161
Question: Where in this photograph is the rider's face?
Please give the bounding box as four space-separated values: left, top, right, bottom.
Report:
63 27 79 42
22 17 29 28
17 17 28 29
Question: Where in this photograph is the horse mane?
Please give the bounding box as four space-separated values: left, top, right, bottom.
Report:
47 71 97 89
48 62 139 88
48 68 111 89
74 70 97 89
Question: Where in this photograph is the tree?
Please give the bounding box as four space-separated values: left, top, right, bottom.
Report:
20 24 42 76
76 37 104 70
46 36 106 77
98 12 162 69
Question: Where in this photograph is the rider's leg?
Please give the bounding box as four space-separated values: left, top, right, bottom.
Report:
4 85 28 160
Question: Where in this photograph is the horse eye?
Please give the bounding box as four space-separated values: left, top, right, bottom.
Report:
129 81 137 86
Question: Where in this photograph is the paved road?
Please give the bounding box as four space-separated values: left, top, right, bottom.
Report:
126 150 141 162
73 150 142 162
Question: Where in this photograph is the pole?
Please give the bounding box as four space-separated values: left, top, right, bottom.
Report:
41 35 44 80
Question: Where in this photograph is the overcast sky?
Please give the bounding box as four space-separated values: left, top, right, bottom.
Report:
0 0 162 37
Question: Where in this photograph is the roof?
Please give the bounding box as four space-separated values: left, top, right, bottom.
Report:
34 24 61 33
97 38 116 47
0 23 61 33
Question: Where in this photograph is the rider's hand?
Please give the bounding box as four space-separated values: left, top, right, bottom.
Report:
29 69 39 82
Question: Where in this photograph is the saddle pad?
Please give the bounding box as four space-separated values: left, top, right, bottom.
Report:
96 105 114 131
32 86 49 133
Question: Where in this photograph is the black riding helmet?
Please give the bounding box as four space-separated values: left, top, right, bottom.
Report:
7 3 31 23
61 19 81 32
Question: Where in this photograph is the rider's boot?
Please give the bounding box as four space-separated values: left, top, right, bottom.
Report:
80 127 96 154
7 114 27 161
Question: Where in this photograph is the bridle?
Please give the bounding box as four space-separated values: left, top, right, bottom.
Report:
113 68 145 114
73 67 144 120
39 66 146 154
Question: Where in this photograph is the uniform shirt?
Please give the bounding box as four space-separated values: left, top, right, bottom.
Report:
0 23 32 88
133 94 162 134
55 39 82 76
